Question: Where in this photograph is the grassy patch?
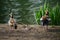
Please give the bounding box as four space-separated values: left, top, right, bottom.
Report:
35 2 60 25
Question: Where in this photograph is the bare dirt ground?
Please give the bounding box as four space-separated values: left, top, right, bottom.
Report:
0 24 60 40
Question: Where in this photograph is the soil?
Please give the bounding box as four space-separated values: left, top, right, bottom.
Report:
0 24 60 40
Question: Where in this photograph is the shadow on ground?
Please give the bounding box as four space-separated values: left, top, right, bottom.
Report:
48 28 60 32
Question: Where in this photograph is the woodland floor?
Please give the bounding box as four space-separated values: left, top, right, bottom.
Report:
0 24 60 40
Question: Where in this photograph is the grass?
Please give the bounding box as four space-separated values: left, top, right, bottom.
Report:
35 2 60 25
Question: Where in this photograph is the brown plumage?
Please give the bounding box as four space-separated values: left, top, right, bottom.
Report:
42 10 49 20
42 15 47 20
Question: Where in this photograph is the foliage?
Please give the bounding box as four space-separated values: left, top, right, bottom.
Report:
35 2 60 25
16 0 36 24
0 0 60 25
0 0 37 24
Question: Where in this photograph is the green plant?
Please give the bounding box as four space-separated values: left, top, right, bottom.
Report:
35 2 60 25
